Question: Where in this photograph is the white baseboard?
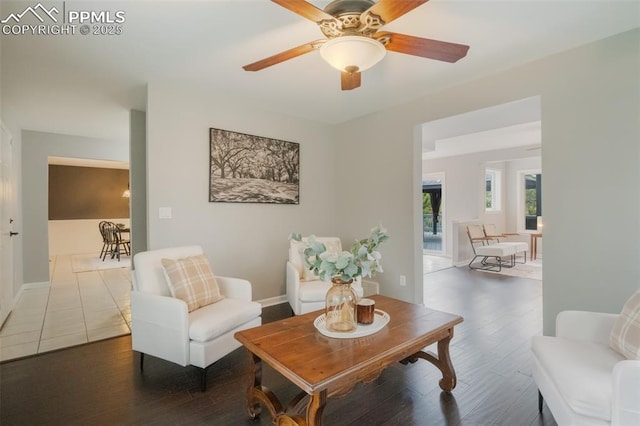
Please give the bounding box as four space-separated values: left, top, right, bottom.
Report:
21 281 50 290
258 295 288 308
258 284 382 309
15 281 51 304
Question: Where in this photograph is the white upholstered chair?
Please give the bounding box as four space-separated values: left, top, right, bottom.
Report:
532 310 640 425
131 245 262 391
482 223 528 263
466 225 516 271
286 237 364 315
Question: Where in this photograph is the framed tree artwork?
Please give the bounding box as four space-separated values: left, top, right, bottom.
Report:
209 128 300 204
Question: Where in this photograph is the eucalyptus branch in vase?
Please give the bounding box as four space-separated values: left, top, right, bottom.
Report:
289 226 389 333
289 225 389 283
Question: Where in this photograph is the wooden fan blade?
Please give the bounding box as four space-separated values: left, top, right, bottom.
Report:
375 32 469 63
341 71 361 91
271 0 337 23
364 0 429 25
243 40 324 71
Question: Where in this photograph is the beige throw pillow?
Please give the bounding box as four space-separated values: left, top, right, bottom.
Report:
161 254 224 312
610 289 640 360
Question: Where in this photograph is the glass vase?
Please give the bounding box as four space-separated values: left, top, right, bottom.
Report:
325 277 358 332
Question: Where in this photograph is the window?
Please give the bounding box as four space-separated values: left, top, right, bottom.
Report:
524 173 542 230
485 169 501 211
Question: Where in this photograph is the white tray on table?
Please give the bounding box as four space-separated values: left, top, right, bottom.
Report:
314 309 390 339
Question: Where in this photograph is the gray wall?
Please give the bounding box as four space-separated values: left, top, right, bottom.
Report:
541 29 639 333
130 109 147 258
333 29 639 335
146 84 337 301
21 131 128 285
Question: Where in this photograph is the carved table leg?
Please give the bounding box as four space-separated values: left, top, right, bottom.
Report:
247 353 284 419
399 328 458 392
286 391 310 417
306 389 327 426
436 332 457 391
247 353 263 418
276 414 308 426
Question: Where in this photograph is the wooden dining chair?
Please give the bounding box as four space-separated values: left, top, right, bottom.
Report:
98 221 109 259
101 222 129 261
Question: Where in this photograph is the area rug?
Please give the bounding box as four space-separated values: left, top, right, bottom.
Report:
71 253 131 273
472 262 542 280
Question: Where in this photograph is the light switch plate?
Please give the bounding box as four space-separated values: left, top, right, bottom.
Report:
159 207 172 219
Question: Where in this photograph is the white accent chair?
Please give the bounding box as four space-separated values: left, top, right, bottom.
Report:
482 223 529 263
131 245 262 391
286 237 364 315
532 311 640 425
466 225 517 272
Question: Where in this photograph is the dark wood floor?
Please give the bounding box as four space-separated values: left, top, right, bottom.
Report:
0 267 557 425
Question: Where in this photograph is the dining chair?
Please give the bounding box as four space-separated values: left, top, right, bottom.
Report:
98 220 109 259
101 221 129 261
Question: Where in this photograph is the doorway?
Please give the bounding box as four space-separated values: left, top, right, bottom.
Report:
2 124 143 360
416 97 542 303
47 157 131 260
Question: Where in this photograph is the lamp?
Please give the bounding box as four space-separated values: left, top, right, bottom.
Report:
537 216 543 232
320 35 386 73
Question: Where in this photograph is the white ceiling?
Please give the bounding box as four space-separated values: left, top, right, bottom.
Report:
422 96 541 158
2 0 639 128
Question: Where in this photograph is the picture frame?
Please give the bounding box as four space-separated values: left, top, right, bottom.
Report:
209 128 300 204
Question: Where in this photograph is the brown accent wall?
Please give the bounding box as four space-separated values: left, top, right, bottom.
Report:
48 165 130 220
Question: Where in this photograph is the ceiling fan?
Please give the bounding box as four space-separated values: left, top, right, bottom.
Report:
243 0 470 91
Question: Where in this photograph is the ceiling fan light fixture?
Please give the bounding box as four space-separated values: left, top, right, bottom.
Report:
320 35 386 73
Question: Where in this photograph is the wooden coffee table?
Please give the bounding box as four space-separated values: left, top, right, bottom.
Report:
234 295 463 425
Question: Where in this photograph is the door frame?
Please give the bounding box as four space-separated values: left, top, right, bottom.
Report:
0 122 15 326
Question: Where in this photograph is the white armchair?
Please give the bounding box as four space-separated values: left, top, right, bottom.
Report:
532 310 640 425
131 245 262 391
286 237 363 315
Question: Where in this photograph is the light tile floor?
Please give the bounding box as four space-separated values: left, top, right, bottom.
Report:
0 254 131 362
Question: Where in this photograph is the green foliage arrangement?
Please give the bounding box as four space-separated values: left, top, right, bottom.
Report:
289 226 389 282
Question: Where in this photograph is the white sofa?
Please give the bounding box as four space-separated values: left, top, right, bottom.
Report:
532 310 640 425
286 237 363 315
131 245 262 391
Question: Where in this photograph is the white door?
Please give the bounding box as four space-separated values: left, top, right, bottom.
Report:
0 124 15 326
